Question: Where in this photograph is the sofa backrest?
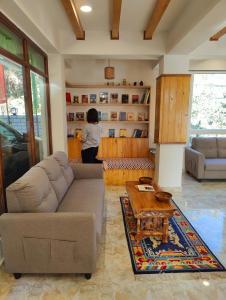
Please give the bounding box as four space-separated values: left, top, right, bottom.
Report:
217 138 226 158
6 167 59 213
192 137 218 158
36 157 69 203
52 151 74 186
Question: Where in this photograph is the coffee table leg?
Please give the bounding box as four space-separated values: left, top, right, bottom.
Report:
162 217 169 243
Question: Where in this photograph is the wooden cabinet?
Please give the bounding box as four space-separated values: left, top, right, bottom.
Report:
154 74 191 144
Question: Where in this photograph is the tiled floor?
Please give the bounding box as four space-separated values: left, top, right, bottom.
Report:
1 175 226 299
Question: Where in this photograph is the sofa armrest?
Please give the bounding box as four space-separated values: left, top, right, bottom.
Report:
0 212 97 273
69 163 103 179
185 147 205 179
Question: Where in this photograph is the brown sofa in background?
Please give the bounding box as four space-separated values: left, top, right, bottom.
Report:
0 151 105 280
185 137 226 181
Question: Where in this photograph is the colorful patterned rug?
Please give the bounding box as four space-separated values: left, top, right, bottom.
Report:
120 196 226 274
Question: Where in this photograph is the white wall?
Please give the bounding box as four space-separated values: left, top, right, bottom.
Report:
65 58 155 142
190 59 226 71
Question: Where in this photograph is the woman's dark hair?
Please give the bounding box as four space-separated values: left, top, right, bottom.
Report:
87 108 99 123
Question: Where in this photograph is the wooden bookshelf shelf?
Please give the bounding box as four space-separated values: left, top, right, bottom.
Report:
66 82 151 89
67 103 150 107
67 120 149 124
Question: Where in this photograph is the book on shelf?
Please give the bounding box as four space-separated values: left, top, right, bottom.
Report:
121 94 129 104
137 112 145 121
82 95 88 104
67 112 75 121
109 129 115 138
73 95 79 104
98 111 102 121
99 92 108 103
119 129 127 138
144 90 150 104
127 112 135 121
132 95 139 104
110 111 118 121
119 111 127 121
133 129 143 138
66 92 72 104
141 129 148 138
140 93 145 104
76 112 85 121
67 127 74 137
90 94 97 104
110 93 118 103
101 112 108 121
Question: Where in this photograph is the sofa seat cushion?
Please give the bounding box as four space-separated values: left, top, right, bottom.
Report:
52 152 74 186
57 179 104 241
205 158 226 171
217 138 226 158
6 167 58 213
192 137 217 158
36 158 68 204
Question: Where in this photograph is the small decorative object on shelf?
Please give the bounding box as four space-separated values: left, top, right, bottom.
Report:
133 81 137 86
66 92 72 104
75 128 82 139
73 96 79 104
119 129 127 137
109 128 115 138
139 81 144 86
127 112 135 121
138 112 145 121
122 78 127 85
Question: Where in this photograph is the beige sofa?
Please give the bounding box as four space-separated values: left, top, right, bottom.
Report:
185 137 226 180
0 151 105 280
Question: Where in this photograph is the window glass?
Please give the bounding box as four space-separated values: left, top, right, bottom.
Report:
191 74 226 130
30 71 49 161
0 55 31 187
0 22 23 58
28 45 45 73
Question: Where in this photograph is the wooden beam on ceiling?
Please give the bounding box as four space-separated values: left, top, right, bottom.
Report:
111 0 122 40
210 27 226 41
144 0 171 40
61 0 85 40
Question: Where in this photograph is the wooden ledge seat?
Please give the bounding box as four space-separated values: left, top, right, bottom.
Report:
103 158 154 185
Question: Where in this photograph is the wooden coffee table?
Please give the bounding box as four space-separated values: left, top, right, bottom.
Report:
126 181 176 243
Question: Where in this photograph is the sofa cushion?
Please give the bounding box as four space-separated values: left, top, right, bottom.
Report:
36 158 68 203
205 158 226 171
217 138 226 158
6 167 58 213
192 138 217 158
57 179 104 243
52 151 74 186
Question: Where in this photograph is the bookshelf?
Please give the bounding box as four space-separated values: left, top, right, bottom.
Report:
66 83 150 139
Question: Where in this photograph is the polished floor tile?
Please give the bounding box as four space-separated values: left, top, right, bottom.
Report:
0 174 226 300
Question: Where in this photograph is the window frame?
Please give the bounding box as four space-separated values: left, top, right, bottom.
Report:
189 72 226 141
0 12 52 213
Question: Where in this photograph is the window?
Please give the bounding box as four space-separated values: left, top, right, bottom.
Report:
0 13 52 213
190 73 226 139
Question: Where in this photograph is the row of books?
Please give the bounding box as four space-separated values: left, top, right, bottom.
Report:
67 128 148 138
66 90 150 105
67 111 148 122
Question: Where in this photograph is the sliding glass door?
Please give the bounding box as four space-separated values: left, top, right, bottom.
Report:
0 13 52 213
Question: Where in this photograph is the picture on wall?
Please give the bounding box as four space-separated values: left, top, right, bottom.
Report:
90 94 97 104
99 92 108 103
109 129 115 138
82 95 89 104
110 93 118 103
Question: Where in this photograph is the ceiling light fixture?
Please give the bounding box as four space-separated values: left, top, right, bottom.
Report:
80 5 92 13
104 59 115 80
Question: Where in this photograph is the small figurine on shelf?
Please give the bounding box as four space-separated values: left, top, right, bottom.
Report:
139 81 144 86
133 82 137 86
122 79 127 85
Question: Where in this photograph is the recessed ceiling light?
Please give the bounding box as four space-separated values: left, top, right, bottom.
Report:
80 5 92 13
